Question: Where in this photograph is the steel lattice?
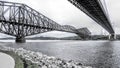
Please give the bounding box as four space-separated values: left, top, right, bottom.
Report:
0 1 90 39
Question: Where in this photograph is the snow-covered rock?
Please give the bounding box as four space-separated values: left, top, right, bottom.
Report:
0 46 92 68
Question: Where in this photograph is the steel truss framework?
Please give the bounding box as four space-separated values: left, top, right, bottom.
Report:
0 1 90 39
68 0 114 34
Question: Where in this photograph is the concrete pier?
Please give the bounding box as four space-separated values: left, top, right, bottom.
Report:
15 37 26 43
109 34 116 40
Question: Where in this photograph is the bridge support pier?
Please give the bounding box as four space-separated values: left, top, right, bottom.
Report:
109 34 116 40
77 34 90 40
15 37 26 43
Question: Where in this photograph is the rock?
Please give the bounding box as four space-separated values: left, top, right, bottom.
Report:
0 46 92 68
76 62 82 66
41 65 47 68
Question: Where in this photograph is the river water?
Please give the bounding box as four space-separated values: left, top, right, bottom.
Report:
1 40 120 68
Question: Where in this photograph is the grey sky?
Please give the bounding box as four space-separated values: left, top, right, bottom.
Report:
1 0 120 37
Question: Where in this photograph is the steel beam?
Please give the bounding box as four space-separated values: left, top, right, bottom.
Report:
68 0 114 34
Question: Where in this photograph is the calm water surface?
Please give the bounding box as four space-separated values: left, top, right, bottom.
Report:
1 40 120 68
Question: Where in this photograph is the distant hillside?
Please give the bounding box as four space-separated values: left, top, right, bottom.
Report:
2 35 120 40
26 36 82 40
0 36 82 40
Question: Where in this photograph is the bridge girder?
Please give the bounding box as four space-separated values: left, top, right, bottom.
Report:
68 0 114 34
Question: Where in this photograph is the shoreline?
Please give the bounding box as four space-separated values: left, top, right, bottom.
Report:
0 45 92 68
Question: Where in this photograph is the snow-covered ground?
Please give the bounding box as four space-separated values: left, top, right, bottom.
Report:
0 45 92 68
0 52 15 68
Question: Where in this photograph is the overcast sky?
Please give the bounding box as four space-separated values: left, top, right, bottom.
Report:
1 0 120 38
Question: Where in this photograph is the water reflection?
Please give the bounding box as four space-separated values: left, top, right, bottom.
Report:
94 41 114 68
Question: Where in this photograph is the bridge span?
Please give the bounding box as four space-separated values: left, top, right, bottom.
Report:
68 0 115 40
0 1 91 42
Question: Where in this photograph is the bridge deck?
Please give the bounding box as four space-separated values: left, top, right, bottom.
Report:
68 0 114 34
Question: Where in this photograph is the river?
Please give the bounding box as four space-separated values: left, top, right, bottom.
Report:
0 40 120 68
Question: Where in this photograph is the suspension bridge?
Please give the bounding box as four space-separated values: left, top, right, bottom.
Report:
68 0 115 39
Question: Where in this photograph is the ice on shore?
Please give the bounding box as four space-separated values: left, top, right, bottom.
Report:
0 46 92 68
0 52 15 68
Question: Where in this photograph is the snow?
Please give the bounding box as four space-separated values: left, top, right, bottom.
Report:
0 52 15 68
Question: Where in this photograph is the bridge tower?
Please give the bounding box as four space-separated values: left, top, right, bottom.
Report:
108 22 116 40
76 28 91 40
15 26 26 43
16 36 26 43
109 34 116 40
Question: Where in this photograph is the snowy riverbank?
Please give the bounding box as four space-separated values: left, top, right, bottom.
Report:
0 52 15 68
0 45 92 68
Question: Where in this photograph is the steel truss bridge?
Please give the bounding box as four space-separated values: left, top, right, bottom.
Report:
0 1 91 42
68 0 115 35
